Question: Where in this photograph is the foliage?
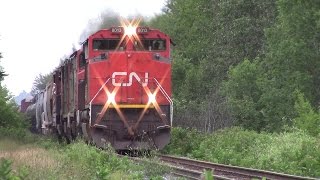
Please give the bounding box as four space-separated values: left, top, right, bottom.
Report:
223 0 320 131
222 59 265 131
164 127 320 177
70 141 168 178
259 0 320 130
149 0 277 131
30 73 51 96
62 142 137 179
0 43 26 132
0 52 7 81
0 136 170 180
203 170 214 180
0 158 14 180
0 158 28 180
0 86 27 131
162 127 206 156
149 0 320 133
0 128 27 140
294 91 320 136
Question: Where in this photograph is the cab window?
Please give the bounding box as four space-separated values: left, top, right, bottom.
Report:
135 39 166 51
93 39 123 51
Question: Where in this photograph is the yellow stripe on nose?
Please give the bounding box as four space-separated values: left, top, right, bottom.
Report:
108 104 155 108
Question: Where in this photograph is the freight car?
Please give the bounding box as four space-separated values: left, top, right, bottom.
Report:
22 21 173 150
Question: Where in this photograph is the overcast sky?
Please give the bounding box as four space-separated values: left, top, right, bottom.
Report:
0 0 166 96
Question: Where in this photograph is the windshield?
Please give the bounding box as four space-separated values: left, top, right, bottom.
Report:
134 39 166 51
93 39 123 51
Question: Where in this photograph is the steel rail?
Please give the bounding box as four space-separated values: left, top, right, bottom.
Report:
158 154 317 180
118 154 233 180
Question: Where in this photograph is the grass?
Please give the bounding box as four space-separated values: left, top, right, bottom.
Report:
0 138 64 179
0 134 171 180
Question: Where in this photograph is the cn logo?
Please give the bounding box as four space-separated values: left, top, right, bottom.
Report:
112 72 149 87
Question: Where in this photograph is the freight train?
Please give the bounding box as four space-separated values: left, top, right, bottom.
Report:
21 21 173 151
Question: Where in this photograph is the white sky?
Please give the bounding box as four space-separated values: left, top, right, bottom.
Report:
0 0 166 96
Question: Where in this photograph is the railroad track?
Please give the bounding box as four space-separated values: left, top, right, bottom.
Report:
118 154 231 180
158 154 318 180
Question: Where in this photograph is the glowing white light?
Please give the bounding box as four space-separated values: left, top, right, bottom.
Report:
107 93 116 104
148 93 156 104
124 25 136 37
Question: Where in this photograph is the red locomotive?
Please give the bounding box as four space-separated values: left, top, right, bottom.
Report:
23 20 173 150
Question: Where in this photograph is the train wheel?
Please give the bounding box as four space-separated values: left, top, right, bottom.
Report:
66 127 72 143
53 128 63 143
71 120 77 140
63 121 71 144
81 122 92 144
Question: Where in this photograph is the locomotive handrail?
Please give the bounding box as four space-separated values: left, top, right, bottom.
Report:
153 78 173 127
89 78 111 104
89 78 110 126
153 78 172 104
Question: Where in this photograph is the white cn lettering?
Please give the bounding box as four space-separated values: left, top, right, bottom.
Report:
112 72 149 87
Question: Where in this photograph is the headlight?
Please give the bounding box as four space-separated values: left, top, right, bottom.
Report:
124 25 136 37
148 93 156 104
107 93 116 104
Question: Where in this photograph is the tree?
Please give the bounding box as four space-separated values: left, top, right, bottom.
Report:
223 59 264 131
0 86 25 129
149 0 277 131
294 91 320 136
223 0 320 132
0 42 26 130
31 73 52 95
0 52 7 81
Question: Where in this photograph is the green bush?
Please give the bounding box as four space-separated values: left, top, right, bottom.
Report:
252 131 320 176
162 127 205 156
0 86 29 140
164 127 320 177
0 87 27 130
0 127 48 146
61 141 138 179
294 91 320 136
61 141 168 179
0 158 28 180
0 158 14 179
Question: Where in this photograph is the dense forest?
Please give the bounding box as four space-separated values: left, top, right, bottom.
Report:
148 0 320 134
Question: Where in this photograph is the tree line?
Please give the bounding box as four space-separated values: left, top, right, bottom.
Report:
0 47 26 133
149 0 320 134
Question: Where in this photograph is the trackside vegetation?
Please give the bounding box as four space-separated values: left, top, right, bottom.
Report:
0 47 28 138
162 127 320 177
0 134 170 179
